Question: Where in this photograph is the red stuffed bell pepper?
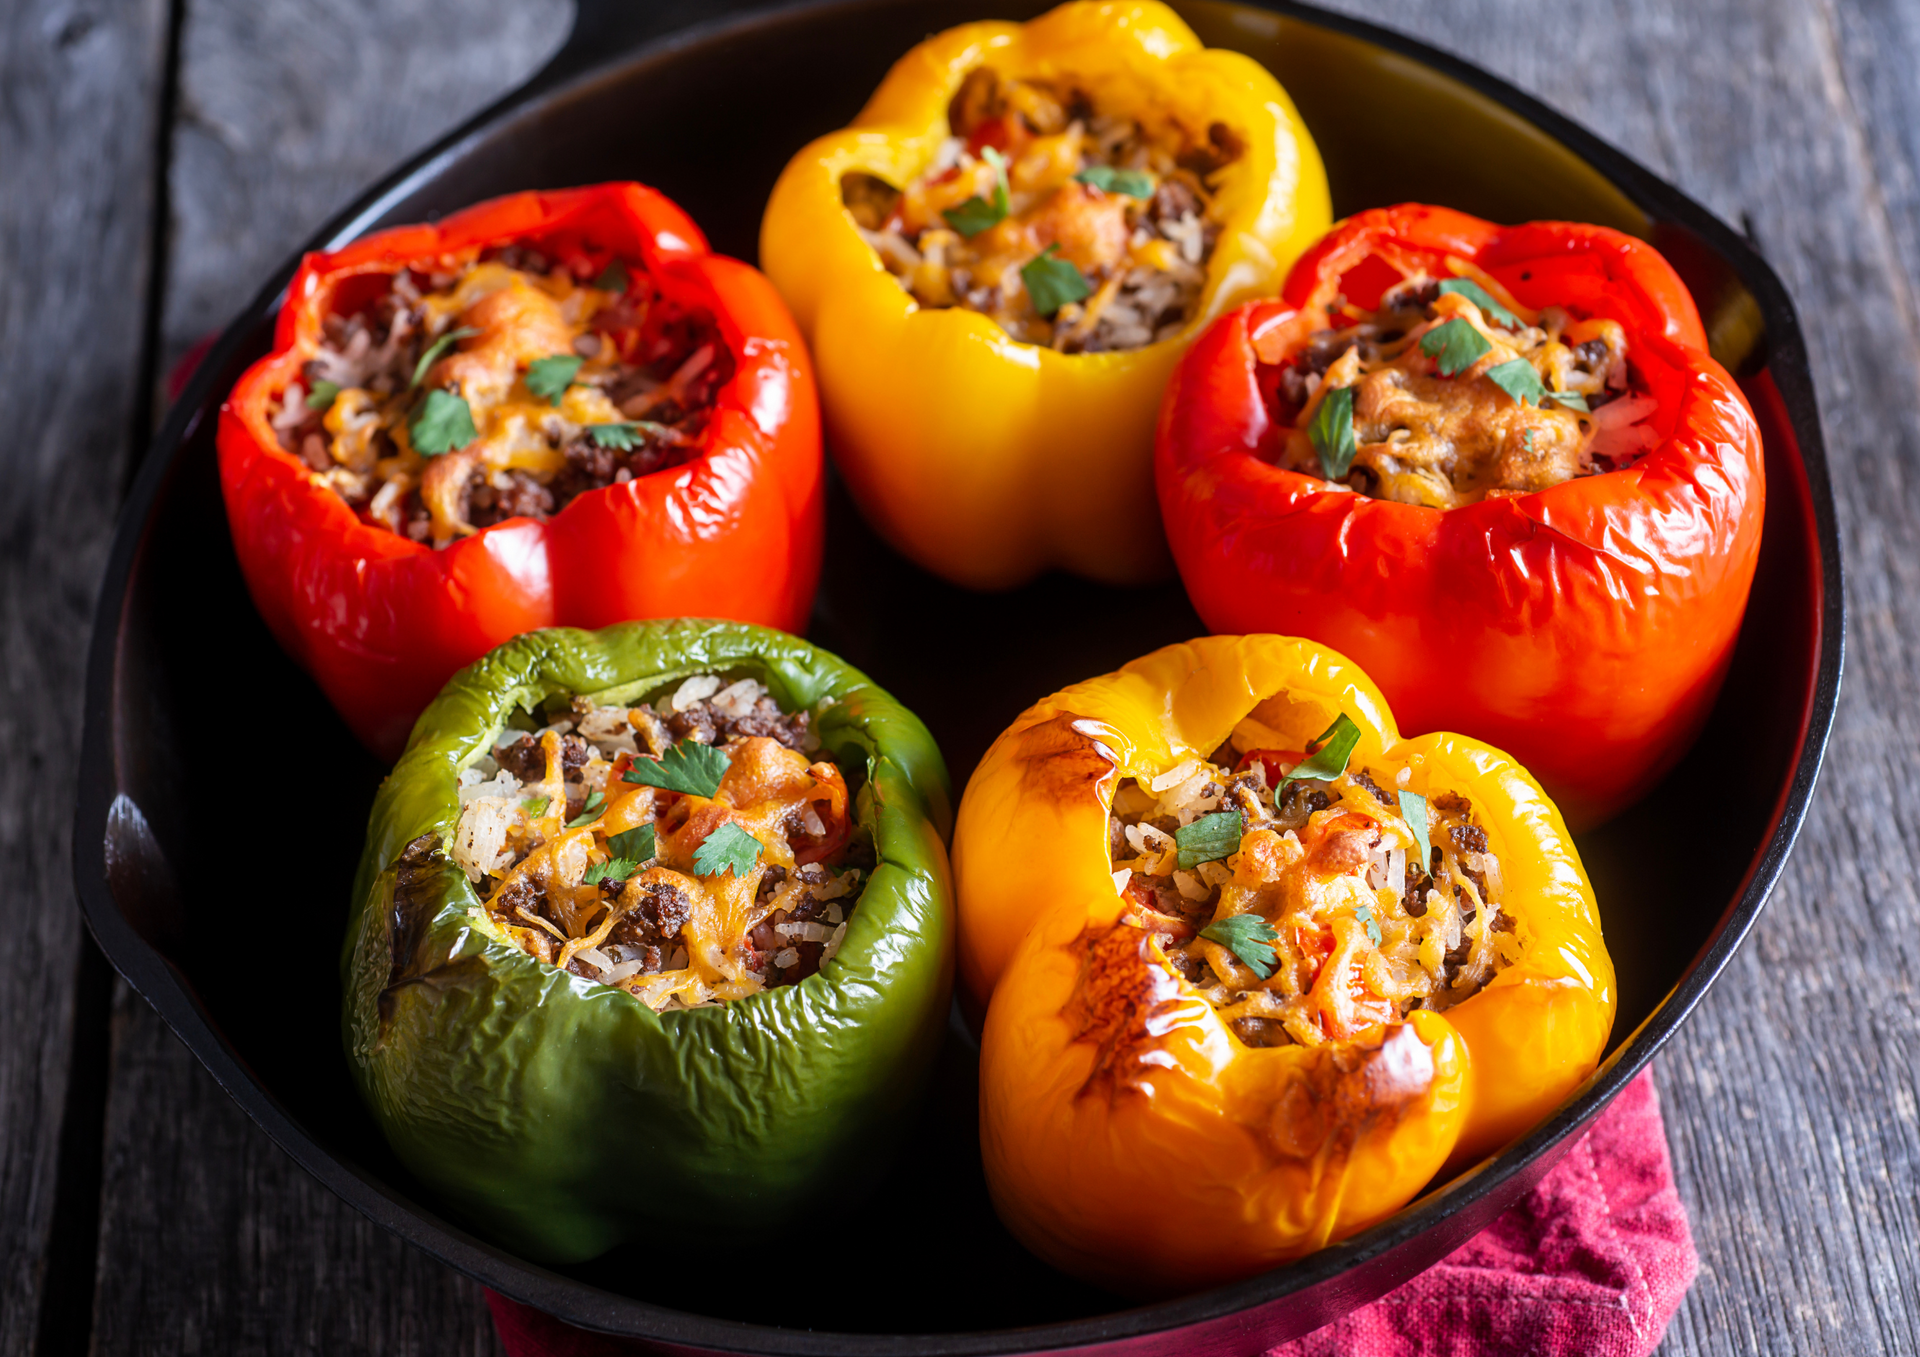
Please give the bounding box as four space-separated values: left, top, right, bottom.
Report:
1155 204 1764 827
220 184 822 757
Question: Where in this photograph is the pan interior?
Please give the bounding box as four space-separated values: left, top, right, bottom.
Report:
97 0 1814 1338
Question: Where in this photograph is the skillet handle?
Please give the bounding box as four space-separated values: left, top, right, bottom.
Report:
528 0 780 96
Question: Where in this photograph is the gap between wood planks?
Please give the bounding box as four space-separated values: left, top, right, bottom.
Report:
32 0 189 1351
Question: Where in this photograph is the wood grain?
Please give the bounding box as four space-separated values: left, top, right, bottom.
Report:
16 0 1916 1352
0 0 169 1353
84 1 563 1352
1316 1 1920 1351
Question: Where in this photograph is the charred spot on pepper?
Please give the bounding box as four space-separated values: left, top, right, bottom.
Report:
1264 1023 1438 1162
1063 923 1185 1098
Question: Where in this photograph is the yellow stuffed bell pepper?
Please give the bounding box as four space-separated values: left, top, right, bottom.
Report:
955 635 1615 1294
760 1 1329 589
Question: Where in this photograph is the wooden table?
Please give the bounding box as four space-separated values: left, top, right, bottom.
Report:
4 0 1915 1351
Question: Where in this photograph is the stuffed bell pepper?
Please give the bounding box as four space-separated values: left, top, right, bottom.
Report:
760 0 1328 589
221 184 822 758
955 634 1613 1294
345 620 952 1262
1156 205 1764 827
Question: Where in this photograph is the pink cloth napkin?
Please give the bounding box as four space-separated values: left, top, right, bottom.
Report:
486 1069 1694 1357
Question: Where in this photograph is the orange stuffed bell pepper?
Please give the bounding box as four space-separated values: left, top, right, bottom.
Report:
956 634 1614 1294
1155 204 1764 827
760 0 1328 589
220 183 822 757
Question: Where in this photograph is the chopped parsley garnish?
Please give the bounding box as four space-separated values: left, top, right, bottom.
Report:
1074 165 1154 198
305 379 340 411
1486 357 1546 407
1355 903 1384 947
1420 318 1492 378
1398 790 1431 871
1284 714 1362 786
593 258 629 293
693 821 762 878
1021 245 1093 317
409 389 477 456
1436 278 1518 328
1199 912 1279 980
409 326 479 390
1175 809 1244 871
583 856 638 887
564 790 606 828
1548 390 1591 413
623 741 730 797
589 421 657 450
607 824 656 865
521 794 550 817
942 146 1010 237
526 354 584 406
1308 384 1358 479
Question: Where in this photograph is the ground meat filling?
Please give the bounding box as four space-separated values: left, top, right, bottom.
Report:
1268 274 1658 508
269 244 732 546
1106 712 1519 1049
450 674 869 1011
842 65 1239 352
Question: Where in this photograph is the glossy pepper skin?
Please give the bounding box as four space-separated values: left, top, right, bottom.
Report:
220 184 823 760
344 620 952 1263
1155 205 1764 828
956 635 1614 1293
759 1 1328 590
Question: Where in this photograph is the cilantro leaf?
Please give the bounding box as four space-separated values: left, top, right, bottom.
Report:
1398 790 1431 873
607 824 656 865
521 794 550 817
1486 357 1546 407
623 741 730 797
410 326 479 390
409 389 477 456
1022 245 1093 317
565 790 606 828
593 258 629 293
1284 714 1362 786
1420 318 1492 378
306 379 340 411
583 856 638 887
693 821 762 878
1175 809 1244 871
1308 384 1358 479
1436 277 1518 328
1199 913 1279 980
942 146 1010 237
589 421 661 451
1355 904 1384 947
1075 165 1154 198
526 354 583 406
1548 390 1591 413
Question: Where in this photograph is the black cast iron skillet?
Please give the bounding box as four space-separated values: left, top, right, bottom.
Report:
75 1 1843 1351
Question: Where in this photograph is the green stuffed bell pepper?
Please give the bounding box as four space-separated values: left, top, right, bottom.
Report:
343 620 954 1262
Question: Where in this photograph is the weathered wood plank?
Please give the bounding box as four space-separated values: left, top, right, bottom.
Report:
86 1 564 1352
1316 0 1920 1351
0 0 170 1352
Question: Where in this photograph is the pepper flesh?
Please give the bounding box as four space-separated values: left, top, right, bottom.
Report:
220 184 823 759
957 634 1614 1292
344 621 952 1263
1155 204 1764 827
760 0 1328 589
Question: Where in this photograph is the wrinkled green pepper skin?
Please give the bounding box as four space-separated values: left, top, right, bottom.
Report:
343 620 954 1263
